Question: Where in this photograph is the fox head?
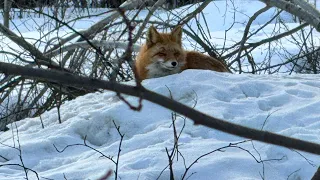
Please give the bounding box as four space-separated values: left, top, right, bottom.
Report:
140 26 187 78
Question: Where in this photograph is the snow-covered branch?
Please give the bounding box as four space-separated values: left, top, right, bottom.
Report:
259 0 320 31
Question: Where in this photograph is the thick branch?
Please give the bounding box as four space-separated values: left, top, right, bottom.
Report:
3 0 12 28
292 0 320 19
1 62 320 155
259 0 320 31
45 40 141 57
312 167 320 180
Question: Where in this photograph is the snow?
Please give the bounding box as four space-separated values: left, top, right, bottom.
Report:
1 71 320 179
1 0 320 179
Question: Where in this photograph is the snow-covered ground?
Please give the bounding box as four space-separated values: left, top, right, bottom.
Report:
1 70 320 179
1 0 320 179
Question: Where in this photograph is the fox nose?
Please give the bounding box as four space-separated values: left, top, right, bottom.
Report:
171 61 177 67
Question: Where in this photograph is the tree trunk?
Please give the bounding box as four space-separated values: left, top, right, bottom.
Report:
4 0 12 28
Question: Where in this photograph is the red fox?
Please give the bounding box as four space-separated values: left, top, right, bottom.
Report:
135 26 229 80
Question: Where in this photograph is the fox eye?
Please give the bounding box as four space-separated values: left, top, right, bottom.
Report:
174 52 180 57
157 53 166 57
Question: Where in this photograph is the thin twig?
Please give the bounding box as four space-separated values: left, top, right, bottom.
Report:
112 120 124 180
53 136 116 164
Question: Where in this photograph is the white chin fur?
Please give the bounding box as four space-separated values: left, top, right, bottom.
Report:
146 59 183 78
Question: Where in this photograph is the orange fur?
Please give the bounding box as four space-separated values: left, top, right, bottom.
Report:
184 51 229 72
135 26 229 80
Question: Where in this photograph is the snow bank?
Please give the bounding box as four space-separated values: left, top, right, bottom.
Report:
0 70 319 180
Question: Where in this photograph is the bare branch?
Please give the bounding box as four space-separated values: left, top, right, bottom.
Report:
132 0 167 43
179 0 212 25
112 120 124 180
45 40 141 58
53 137 116 164
233 6 271 73
0 23 57 66
223 23 308 60
46 0 152 53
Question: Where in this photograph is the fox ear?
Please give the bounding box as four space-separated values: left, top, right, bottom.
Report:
147 26 161 48
171 25 182 45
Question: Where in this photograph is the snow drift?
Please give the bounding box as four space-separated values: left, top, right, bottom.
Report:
0 70 319 180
